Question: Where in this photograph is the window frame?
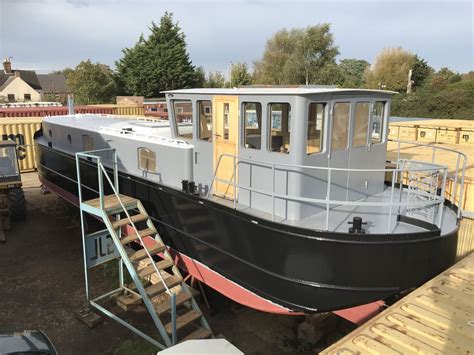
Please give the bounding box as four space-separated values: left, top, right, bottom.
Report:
137 147 157 173
330 101 351 152
352 101 371 148
197 100 213 142
370 100 387 145
242 102 263 150
172 99 193 140
306 102 328 156
268 102 291 155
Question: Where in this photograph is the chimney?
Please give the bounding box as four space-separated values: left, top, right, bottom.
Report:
3 58 12 74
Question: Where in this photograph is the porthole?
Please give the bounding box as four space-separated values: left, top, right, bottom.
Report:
67 134 72 144
48 129 52 138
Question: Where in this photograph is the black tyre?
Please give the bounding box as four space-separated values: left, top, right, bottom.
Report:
9 187 26 221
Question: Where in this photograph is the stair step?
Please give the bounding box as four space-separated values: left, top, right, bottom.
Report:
114 292 142 311
165 310 202 334
180 327 212 342
111 213 148 228
84 194 137 211
129 244 166 262
145 275 182 298
153 292 192 315
121 227 156 245
138 259 174 278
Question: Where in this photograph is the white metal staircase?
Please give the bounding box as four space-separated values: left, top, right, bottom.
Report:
75 148 213 349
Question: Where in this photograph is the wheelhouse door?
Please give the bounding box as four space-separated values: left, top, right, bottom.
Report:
347 99 371 200
328 100 351 203
213 96 239 199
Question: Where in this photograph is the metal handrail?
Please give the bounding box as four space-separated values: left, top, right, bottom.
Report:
389 139 467 218
76 148 172 296
207 145 458 231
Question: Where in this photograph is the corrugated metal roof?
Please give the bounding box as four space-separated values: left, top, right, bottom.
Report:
322 253 474 354
163 87 397 95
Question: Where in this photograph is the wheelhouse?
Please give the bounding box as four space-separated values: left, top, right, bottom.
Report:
165 88 394 222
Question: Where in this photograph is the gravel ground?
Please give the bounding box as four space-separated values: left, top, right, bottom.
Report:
0 173 326 354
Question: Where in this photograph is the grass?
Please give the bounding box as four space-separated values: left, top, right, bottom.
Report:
103 339 159 355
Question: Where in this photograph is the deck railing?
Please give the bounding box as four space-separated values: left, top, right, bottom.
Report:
207 139 467 233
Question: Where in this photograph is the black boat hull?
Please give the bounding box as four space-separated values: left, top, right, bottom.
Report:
36 142 459 313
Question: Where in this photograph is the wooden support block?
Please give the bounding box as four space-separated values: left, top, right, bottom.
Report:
75 307 102 328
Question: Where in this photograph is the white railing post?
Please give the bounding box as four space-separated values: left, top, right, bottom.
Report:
325 169 331 231
387 164 397 233
457 159 467 218
233 155 237 209
272 163 275 222
438 167 448 227
97 156 104 210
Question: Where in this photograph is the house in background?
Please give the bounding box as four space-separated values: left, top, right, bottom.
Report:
0 58 71 104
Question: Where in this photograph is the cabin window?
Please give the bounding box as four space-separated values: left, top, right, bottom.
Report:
371 101 386 144
138 147 157 172
353 102 370 147
331 102 350 151
48 129 52 138
198 100 212 141
269 103 291 154
82 135 94 151
67 134 72 144
307 103 326 155
173 100 193 139
243 102 262 150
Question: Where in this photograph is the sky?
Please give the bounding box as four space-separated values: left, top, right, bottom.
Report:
0 0 473 75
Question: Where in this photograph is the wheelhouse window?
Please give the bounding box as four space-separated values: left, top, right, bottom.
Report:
269 103 291 154
173 100 193 139
243 102 262 150
371 101 386 144
138 147 157 172
307 103 326 155
353 102 370 147
82 135 93 151
331 102 350 151
198 100 212 141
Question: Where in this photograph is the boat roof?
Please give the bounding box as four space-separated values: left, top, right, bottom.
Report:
164 87 397 96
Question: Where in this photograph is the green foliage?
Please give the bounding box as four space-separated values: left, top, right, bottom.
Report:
115 12 196 97
337 59 369 87
104 339 157 355
205 71 226 88
66 60 117 104
230 62 252 87
411 55 433 89
391 75 474 119
194 66 206 87
253 24 338 85
364 47 415 92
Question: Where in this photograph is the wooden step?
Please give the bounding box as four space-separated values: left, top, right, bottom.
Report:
121 227 156 245
84 194 137 211
153 292 192 315
165 310 201 334
138 259 174 278
113 292 142 311
111 213 148 228
129 244 166 262
145 275 182 298
180 327 212 342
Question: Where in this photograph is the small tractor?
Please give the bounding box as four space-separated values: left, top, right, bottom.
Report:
0 140 26 242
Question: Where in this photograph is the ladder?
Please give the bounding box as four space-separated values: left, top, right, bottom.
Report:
76 148 213 349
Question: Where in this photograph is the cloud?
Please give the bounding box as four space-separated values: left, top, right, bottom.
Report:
1 0 472 73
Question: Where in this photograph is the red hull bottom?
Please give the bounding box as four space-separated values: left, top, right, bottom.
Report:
41 177 383 322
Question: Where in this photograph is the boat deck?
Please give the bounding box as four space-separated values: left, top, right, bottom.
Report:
321 252 474 354
211 186 458 235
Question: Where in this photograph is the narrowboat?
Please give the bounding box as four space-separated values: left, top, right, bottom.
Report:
34 87 465 314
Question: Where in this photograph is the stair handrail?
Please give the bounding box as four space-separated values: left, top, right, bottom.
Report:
97 162 172 296
76 149 172 296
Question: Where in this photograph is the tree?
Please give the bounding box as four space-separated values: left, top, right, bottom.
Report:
338 59 369 87
411 55 433 89
364 47 415 92
116 12 196 97
253 24 339 85
206 71 226 88
229 62 252 87
194 66 206 87
66 60 117 104
427 67 461 90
